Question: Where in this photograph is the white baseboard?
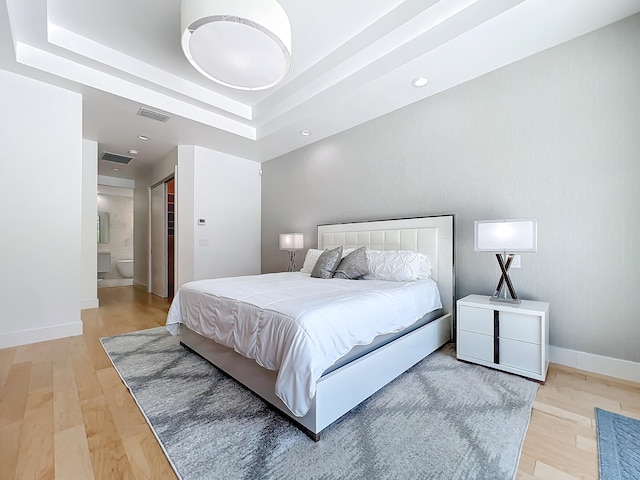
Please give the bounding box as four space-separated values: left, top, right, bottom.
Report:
0 321 83 349
550 346 640 384
80 298 99 310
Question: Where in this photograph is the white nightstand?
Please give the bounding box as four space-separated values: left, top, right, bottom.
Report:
456 294 549 382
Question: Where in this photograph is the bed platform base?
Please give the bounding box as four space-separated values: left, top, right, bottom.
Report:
179 340 322 441
179 312 452 441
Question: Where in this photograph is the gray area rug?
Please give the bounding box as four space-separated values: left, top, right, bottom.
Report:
101 327 538 480
595 408 640 480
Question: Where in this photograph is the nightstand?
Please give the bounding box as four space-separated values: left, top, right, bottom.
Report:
456 294 549 381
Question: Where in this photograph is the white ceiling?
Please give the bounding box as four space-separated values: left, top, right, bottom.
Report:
2 0 640 180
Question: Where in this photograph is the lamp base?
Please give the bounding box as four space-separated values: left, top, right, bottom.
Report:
287 250 296 272
491 253 522 304
490 295 521 305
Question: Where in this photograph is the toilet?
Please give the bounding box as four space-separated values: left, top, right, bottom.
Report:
116 259 134 278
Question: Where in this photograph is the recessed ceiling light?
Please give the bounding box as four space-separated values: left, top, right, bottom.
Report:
113 168 120 171
128 149 139 155
138 135 149 141
411 77 429 87
300 130 311 136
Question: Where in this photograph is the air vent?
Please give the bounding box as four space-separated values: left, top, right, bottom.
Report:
101 151 134 164
137 107 170 123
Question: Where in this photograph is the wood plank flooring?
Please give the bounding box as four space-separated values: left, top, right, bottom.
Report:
0 286 176 480
0 285 638 479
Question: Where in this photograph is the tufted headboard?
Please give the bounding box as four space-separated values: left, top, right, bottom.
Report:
318 215 455 318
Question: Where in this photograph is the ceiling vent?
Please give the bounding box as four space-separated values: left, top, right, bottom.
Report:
101 151 134 164
137 107 170 123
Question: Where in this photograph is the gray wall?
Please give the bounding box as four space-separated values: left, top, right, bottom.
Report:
261 14 640 362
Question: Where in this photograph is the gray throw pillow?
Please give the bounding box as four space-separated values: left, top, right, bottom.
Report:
310 246 343 279
333 246 369 279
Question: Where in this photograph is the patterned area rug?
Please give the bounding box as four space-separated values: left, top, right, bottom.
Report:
101 327 538 480
595 408 640 480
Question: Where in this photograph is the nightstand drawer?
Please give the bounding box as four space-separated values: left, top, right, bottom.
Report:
458 306 493 335
499 338 541 374
456 295 549 381
458 330 493 363
499 312 541 344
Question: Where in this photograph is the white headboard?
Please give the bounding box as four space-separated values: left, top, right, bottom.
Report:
318 215 455 317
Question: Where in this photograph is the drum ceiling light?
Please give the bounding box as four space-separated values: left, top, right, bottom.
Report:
181 0 292 91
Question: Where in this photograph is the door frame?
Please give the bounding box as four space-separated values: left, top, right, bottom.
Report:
148 174 174 297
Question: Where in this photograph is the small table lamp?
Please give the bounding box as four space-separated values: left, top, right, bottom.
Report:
279 233 304 272
474 219 537 304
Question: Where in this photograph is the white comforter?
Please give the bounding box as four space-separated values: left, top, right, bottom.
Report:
166 272 441 417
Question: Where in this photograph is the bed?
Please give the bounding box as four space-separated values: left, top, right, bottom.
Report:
167 215 455 440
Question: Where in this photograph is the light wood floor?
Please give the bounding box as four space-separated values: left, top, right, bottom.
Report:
1 286 638 479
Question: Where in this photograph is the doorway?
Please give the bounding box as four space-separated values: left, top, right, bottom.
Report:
167 178 175 298
149 176 175 298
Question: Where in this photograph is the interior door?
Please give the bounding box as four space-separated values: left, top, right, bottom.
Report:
167 178 175 298
150 182 167 297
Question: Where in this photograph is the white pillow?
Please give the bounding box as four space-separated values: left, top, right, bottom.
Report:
300 247 355 274
363 249 432 281
300 249 323 274
418 253 432 279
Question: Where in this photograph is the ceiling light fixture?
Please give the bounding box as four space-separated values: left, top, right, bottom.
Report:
300 130 311 136
411 77 430 87
138 135 149 141
181 0 292 91
128 149 139 155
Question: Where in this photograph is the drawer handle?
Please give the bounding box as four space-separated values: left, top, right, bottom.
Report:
494 310 500 364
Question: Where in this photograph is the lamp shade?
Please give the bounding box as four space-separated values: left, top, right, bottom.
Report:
279 233 304 251
474 219 537 253
181 0 292 91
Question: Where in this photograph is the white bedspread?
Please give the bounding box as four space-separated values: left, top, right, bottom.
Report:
166 272 441 416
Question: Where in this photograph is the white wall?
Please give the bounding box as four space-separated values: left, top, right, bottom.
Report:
176 146 195 289
80 139 98 309
176 145 261 288
261 15 640 364
133 167 151 287
0 69 83 348
97 175 134 189
151 147 178 186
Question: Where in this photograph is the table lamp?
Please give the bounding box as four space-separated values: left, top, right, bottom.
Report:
279 233 304 272
474 219 537 304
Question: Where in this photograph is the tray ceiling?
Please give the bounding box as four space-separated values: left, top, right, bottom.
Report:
2 0 639 179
